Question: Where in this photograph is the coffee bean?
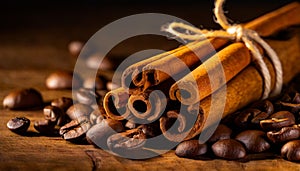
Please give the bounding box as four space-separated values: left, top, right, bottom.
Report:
86 119 124 148
251 100 274 115
76 88 100 105
83 76 107 90
51 97 73 112
43 105 66 126
212 139 246 160
107 128 146 153
59 117 91 143
3 88 43 110
234 108 269 129
267 125 300 143
89 107 106 125
7 117 30 135
34 120 56 135
281 140 300 161
260 111 295 131
208 124 232 143
45 71 82 90
175 140 207 158
68 41 83 57
235 130 270 153
66 103 93 120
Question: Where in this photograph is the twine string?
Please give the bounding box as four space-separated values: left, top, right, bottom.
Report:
162 0 283 99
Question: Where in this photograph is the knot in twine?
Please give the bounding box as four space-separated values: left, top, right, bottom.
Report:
162 0 282 99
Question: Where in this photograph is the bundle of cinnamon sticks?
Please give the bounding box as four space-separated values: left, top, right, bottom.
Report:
103 2 300 142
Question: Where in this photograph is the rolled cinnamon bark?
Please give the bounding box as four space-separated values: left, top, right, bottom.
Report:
121 41 199 89
169 43 251 105
169 2 300 105
123 2 300 92
128 90 168 122
103 88 131 120
182 30 300 140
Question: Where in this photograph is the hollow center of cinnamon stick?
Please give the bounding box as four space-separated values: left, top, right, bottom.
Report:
132 100 147 113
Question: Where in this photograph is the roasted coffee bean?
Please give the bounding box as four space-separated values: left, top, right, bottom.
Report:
3 88 43 110
137 124 161 138
66 103 93 120
234 108 269 129
34 120 56 135
86 54 114 70
68 41 83 57
83 76 107 90
251 100 274 115
279 102 300 114
267 125 300 143
89 107 106 125
260 111 295 131
59 117 91 142
175 140 207 158
260 118 294 131
76 88 100 105
212 139 246 160
107 128 147 152
51 97 73 112
86 119 124 148
7 117 30 135
281 140 300 161
45 71 82 90
208 124 232 143
43 105 66 126
235 130 270 153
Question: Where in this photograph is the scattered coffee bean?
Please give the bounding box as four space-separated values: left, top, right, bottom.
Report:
260 111 295 131
34 120 56 135
83 76 107 90
68 41 83 57
267 125 300 143
89 107 106 125
281 140 300 161
43 105 66 126
175 140 207 158
66 103 93 120
76 88 100 105
251 100 274 115
59 117 91 143
3 88 43 110
51 97 73 112
212 139 246 160
208 124 232 143
7 117 30 135
234 108 269 130
86 119 124 148
45 71 82 90
235 130 270 153
107 128 147 153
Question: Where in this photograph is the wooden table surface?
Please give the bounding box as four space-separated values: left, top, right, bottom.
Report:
1 1 300 170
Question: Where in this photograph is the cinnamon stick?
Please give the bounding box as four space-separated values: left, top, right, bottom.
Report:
103 88 131 120
169 1 300 104
125 2 300 92
182 29 300 140
169 42 251 105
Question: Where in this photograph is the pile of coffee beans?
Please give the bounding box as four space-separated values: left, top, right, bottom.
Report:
175 75 300 162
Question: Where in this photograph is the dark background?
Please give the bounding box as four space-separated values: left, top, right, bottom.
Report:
0 0 297 70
